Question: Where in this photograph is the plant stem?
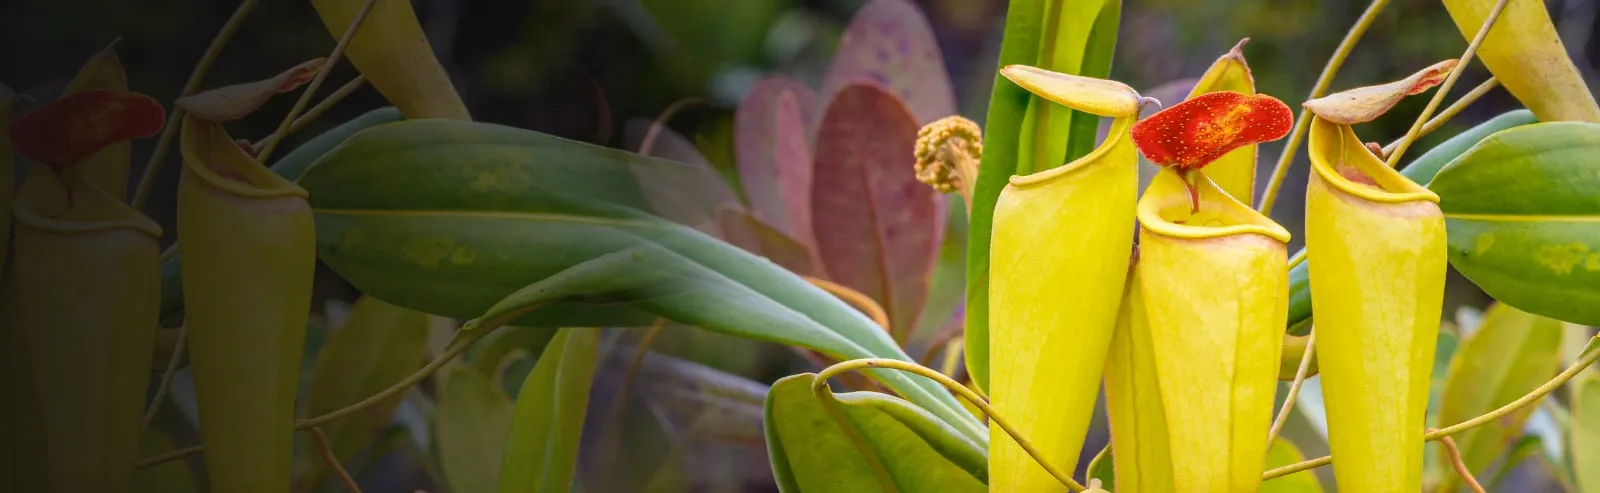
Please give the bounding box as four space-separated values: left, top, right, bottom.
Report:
132 0 258 211
1382 78 1499 158
1257 0 1391 215
806 276 891 332
814 358 1088 492
140 325 189 431
637 97 707 156
250 76 368 155
311 426 365 493
1267 329 1316 444
1384 0 1511 168
254 0 378 163
1434 429 1487 493
1263 336 1600 480
134 445 203 468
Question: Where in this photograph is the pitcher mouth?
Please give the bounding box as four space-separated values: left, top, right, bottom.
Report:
181 116 309 200
1137 167 1289 243
1308 117 1440 205
1008 116 1135 190
13 167 161 237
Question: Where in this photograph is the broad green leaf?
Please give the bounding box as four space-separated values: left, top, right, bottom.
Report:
133 430 198 493
1431 122 1600 325
434 365 513 493
1261 438 1324 493
1442 0 1600 123
967 0 1122 389
499 328 599 493
811 83 944 340
1436 303 1563 491
1284 109 1538 335
299 119 981 436
158 107 404 326
1572 372 1600 493
764 374 987 492
818 0 956 125
301 296 429 490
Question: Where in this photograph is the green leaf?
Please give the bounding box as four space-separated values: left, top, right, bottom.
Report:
967 0 1122 389
499 328 599 493
158 107 404 327
1261 438 1323 493
301 295 429 490
764 374 987 492
465 325 558 390
1283 109 1538 335
1086 445 1114 491
1436 303 1563 490
1572 372 1600 493
434 365 513 493
1430 121 1600 325
299 119 981 437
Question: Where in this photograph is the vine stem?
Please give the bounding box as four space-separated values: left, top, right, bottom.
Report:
814 358 1088 492
1257 0 1391 215
135 319 514 469
253 0 379 162
1263 335 1600 480
250 76 368 154
131 0 258 211
311 426 365 493
805 276 891 332
1433 429 1488 493
139 325 189 430
1384 0 1511 168
1382 77 1500 159
1267 329 1316 445
637 97 708 156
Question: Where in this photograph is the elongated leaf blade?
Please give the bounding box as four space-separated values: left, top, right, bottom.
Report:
764 374 986 492
811 83 944 339
1572 372 1600 493
301 295 429 490
435 365 513 493
818 0 956 125
299 119 981 436
1436 303 1563 490
1442 0 1600 122
499 328 599 493
1431 122 1600 325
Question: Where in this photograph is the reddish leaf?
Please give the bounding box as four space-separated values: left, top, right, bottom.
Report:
716 204 815 276
818 0 956 125
10 89 164 167
733 77 816 240
810 83 944 340
1130 91 1291 170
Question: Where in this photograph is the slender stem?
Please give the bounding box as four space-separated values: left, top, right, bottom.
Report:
132 0 259 210
1434 429 1488 493
134 445 203 469
1257 0 1392 215
1264 336 1600 480
637 98 707 156
815 358 1087 492
805 276 891 332
1267 329 1317 444
1382 78 1499 158
1385 0 1511 168
311 426 365 493
1288 249 1306 270
254 0 379 162
140 325 189 430
250 76 368 155
595 319 668 476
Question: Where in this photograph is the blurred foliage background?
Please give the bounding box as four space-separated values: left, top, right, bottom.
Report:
4 0 1599 491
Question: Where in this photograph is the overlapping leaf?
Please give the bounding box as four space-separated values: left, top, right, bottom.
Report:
434 365 513 493
734 77 816 237
499 328 599 493
818 0 956 126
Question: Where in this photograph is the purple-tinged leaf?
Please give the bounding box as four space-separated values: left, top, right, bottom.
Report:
819 0 956 126
716 204 816 276
733 77 816 239
810 83 944 340
625 119 740 234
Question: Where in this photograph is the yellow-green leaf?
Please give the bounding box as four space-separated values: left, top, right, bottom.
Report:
1436 303 1563 491
1185 39 1258 203
1571 372 1600 493
434 365 513 493
310 0 469 120
63 40 131 200
1260 438 1324 493
498 328 600 493
1442 0 1600 122
301 295 429 490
